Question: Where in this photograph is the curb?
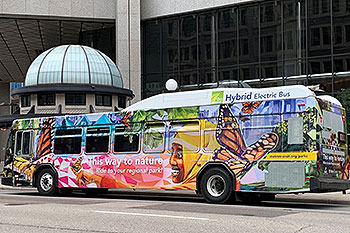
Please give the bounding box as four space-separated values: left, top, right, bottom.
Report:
275 192 350 205
0 184 34 191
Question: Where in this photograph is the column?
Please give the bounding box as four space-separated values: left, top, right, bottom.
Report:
116 0 141 104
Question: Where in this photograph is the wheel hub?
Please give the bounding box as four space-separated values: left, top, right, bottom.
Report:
207 175 226 197
40 173 53 192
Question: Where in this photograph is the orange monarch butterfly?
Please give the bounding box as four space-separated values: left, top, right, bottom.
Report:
36 118 55 159
214 104 278 179
215 104 246 158
241 101 262 114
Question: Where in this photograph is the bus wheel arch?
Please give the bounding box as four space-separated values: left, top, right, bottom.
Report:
196 163 236 204
34 165 58 196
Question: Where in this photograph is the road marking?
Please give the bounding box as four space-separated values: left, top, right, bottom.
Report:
94 210 215 221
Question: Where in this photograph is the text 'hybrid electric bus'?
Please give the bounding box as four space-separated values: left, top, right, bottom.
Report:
2 85 349 203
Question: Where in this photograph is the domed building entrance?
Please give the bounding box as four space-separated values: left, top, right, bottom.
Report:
12 45 133 116
0 45 134 169
0 45 133 131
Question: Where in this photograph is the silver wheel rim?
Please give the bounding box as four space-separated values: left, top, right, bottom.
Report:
207 175 226 197
40 173 53 192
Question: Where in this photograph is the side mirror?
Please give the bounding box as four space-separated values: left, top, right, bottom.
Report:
6 147 12 155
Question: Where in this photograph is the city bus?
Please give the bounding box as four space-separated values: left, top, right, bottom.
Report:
2 85 350 203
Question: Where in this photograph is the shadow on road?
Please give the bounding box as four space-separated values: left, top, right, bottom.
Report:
7 189 347 212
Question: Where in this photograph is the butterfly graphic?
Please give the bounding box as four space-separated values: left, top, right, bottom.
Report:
36 118 55 159
214 104 278 179
121 112 131 127
216 105 246 159
241 101 262 114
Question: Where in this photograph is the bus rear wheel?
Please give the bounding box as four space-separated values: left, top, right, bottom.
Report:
37 168 58 196
200 167 234 204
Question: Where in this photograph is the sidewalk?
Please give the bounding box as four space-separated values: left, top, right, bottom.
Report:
2 183 350 205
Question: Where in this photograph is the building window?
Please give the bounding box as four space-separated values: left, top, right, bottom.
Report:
118 96 126 108
346 25 350 42
95 94 112 106
65 93 86 105
322 27 331 45
38 94 55 106
311 28 321 46
321 0 329 13
21 95 30 107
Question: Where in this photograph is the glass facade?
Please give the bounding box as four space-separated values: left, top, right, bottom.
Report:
141 0 350 121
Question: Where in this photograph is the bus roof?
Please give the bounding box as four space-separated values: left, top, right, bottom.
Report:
124 85 315 112
317 95 343 107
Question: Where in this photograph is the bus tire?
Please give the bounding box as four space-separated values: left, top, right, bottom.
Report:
200 167 234 204
37 168 58 196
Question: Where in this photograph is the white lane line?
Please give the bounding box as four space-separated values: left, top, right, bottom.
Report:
94 210 215 221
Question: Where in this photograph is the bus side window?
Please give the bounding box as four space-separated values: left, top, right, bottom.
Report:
203 119 216 152
143 124 165 153
15 131 22 155
242 115 278 146
54 128 82 154
114 126 139 152
169 122 200 153
15 131 33 156
22 131 31 155
288 117 303 144
86 127 110 153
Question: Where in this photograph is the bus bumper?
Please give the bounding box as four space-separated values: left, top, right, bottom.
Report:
1 176 30 187
1 177 13 186
310 177 350 192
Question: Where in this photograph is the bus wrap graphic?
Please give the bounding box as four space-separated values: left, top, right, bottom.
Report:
211 91 224 104
2 86 349 202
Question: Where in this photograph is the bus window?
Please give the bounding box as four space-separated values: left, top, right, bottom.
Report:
203 119 217 152
15 131 33 156
114 126 139 152
143 124 165 153
242 114 279 146
15 131 22 155
4 130 15 166
54 128 82 154
169 122 200 152
22 131 31 155
86 127 110 153
288 117 303 144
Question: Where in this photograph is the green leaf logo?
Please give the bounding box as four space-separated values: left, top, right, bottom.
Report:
211 91 224 104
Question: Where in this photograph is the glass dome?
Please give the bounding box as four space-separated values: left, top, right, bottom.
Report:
25 45 123 88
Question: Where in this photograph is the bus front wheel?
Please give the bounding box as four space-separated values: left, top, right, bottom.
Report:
37 168 58 196
200 167 234 204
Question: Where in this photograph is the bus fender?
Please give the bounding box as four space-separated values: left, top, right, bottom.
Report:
32 163 58 188
196 162 236 194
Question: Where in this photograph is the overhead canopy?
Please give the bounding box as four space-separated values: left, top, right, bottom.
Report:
0 16 115 84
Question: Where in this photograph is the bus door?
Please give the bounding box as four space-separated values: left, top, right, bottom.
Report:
320 106 347 177
4 130 15 166
14 130 34 159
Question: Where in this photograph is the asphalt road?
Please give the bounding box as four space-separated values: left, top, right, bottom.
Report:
1 189 350 233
